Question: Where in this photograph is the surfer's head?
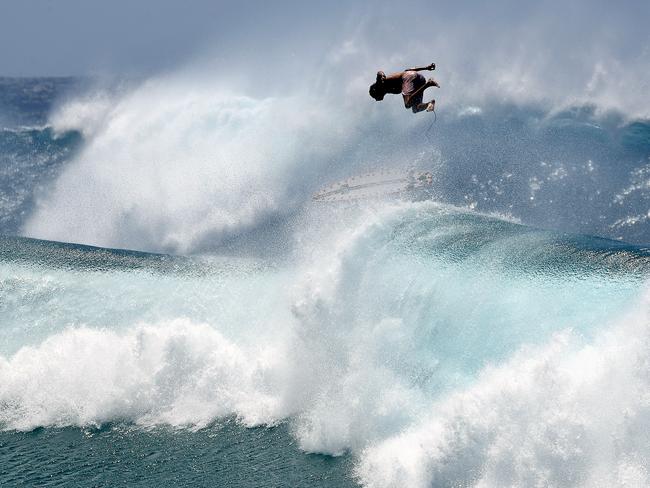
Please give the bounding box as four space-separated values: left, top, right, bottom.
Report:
369 71 387 101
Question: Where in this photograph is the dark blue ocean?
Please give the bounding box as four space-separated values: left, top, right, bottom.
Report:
2 76 650 487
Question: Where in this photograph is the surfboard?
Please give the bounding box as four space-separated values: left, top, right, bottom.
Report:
312 170 433 202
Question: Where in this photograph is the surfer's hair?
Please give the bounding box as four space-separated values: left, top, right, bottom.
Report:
369 71 386 101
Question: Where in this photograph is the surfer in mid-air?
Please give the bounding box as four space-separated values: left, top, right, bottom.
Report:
368 63 439 113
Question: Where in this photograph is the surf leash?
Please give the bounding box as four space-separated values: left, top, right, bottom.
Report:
425 108 437 144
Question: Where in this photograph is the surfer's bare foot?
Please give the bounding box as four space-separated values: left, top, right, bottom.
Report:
426 101 436 112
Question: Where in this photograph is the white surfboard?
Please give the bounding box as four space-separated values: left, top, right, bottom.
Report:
313 170 433 202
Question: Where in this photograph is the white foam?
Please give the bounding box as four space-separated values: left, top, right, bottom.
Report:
356 297 650 488
4 277 649 488
0 320 289 430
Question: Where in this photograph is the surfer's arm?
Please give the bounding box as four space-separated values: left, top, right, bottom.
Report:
407 63 435 72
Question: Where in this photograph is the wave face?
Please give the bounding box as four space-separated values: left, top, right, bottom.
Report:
3 202 650 486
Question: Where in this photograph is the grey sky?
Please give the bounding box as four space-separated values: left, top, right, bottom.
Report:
0 0 356 76
1 0 649 101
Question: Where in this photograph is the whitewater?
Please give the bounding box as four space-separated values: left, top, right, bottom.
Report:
2 17 650 486
4 194 650 486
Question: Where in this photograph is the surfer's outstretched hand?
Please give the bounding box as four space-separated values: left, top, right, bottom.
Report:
427 78 440 88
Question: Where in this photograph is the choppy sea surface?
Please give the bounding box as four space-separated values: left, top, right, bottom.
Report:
2 76 650 487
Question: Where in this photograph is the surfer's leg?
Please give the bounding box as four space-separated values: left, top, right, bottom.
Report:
404 90 424 111
412 100 435 113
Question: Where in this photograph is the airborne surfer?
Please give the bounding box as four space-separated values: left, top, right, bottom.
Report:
368 63 439 113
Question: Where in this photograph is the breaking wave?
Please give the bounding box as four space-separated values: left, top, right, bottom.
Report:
3 202 650 486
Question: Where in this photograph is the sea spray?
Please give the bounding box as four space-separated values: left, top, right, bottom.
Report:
23 76 353 253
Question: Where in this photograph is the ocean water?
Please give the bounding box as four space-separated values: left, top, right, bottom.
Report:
1 72 650 488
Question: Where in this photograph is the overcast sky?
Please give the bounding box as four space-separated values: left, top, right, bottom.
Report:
0 0 357 76
1 0 649 91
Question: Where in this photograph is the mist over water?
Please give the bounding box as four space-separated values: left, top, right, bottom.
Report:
2 1 650 487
